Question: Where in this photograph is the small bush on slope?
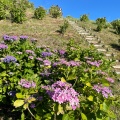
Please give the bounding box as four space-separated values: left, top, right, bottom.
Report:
34 6 46 20
80 14 89 22
111 19 120 35
96 17 107 31
49 5 62 18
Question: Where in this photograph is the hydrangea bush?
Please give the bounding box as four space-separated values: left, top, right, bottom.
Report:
0 35 118 119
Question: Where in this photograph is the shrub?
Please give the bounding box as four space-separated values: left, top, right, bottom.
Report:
10 7 26 23
0 35 118 119
0 6 6 20
111 19 120 34
80 14 89 22
34 6 46 20
49 5 62 18
96 17 107 31
58 20 69 35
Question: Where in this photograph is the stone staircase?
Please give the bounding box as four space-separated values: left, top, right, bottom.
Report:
67 20 120 75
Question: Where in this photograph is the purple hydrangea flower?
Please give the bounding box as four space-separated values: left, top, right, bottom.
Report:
59 59 69 66
93 84 113 98
3 35 9 41
20 36 28 41
106 77 114 83
87 60 101 67
3 35 18 41
43 60 51 66
68 60 80 66
25 50 35 55
58 49 66 56
97 70 108 76
16 51 22 54
40 70 51 77
58 59 80 67
30 103 36 108
41 52 52 57
0 44 8 50
28 56 34 59
31 38 37 43
36 57 43 61
18 79 36 88
10 36 18 41
42 81 80 110
52 62 60 67
3 56 17 63
20 35 28 39
8 91 16 96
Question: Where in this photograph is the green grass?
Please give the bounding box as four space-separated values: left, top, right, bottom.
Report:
0 13 87 50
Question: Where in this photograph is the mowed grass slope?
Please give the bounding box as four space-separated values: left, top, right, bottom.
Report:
0 10 86 50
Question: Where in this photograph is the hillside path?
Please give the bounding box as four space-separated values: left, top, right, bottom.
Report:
67 20 120 75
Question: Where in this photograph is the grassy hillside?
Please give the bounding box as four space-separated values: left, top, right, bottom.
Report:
0 9 85 50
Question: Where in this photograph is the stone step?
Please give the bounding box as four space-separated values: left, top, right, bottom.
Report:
97 48 106 52
86 38 96 40
79 32 89 35
88 40 99 44
116 71 120 74
78 30 86 32
93 44 103 47
86 35 94 38
105 53 112 57
116 60 120 62
113 65 120 69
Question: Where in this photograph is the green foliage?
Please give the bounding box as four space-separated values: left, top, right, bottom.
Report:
0 6 6 20
111 19 120 34
49 5 62 18
59 20 69 35
0 35 118 119
0 0 34 22
10 6 26 23
34 6 46 20
80 14 89 22
96 17 107 31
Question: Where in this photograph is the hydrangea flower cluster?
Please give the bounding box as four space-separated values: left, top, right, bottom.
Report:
58 49 66 56
28 56 34 59
3 35 18 41
30 103 36 108
40 70 51 77
41 52 52 57
52 59 80 67
36 57 43 61
31 38 37 43
87 60 102 67
43 60 51 66
3 56 17 63
25 50 35 55
96 70 108 76
42 81 80 110
18 79 36 88
16 51 22 54
93 84 113 98
0 44 8 50
106 77 114 83
20 36 28 41
8 91 16 96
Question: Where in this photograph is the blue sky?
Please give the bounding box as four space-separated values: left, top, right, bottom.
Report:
29 0 120 22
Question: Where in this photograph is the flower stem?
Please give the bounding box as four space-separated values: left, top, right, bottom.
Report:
28 106 35 119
